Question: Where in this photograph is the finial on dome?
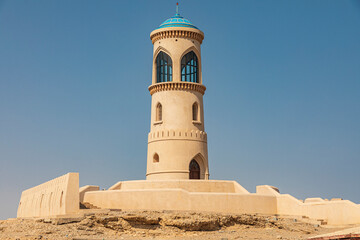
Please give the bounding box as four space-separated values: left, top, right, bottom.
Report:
176 2 179 15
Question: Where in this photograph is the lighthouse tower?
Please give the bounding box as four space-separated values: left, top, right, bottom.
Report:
146 5 209 180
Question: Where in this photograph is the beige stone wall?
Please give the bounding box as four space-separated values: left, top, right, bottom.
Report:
150 90 205 131
17 174 360 225
79 185 99 202
17 173 79 218
147 129 208 180
257 185 360 225
84 182 360 225
84 181 270 215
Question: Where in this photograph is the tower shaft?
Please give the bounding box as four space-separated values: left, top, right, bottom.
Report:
147 13 208 180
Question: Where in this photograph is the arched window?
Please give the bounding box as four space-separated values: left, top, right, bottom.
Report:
189 159 200 179
181 51 199 83
156 103 162 121
156 51 172 83
153 153 159 163
192 102 199 121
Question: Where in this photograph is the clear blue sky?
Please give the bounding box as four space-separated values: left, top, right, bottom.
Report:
0 0 359 220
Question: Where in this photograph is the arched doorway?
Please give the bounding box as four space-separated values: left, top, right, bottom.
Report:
189 159 200 179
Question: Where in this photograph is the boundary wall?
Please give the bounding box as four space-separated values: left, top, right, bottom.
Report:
79 185 99 202
83 189 277 215
85 180 275 215
256 185 360 225
16 174 360 225
17 173 79 218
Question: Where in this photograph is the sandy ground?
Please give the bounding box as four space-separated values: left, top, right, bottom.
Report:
0 210 352 240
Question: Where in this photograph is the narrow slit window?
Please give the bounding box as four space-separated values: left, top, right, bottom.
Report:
192 103 199 121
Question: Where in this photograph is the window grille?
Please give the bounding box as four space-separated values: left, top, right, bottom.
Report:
181 51 199 83
156 51 173 83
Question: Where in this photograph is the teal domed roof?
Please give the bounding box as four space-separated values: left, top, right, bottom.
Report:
157 13 198 29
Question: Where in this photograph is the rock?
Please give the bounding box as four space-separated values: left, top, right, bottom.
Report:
51 217 85 225
118 218 132 230
160 216 220 231
122 215 160 225
96 216 118 224
79 218 95 228
77 225 86 230
104 220 124 232
43 219 52 223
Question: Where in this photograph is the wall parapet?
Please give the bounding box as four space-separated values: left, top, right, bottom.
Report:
148 129 207 143
150 29 204 44
148 82 206 95
17 172 79 218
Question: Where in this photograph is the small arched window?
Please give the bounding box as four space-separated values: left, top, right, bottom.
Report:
156 51 173 83
181 51 199 83
156 103 162 121
153 153 159 163
192 102 199 121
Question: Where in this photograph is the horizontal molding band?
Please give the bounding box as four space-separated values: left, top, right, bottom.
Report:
146 170 189 176
148 82 206 95
148 139 207 144
150 29 204 44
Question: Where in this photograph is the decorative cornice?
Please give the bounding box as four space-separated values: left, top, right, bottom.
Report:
148 129 207 143
148 82 206 95
150 29 204 44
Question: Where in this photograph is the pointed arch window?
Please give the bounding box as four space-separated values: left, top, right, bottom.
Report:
189 159 200 179
156 51 173 83
156 103 162 122
192 102 199 121
181 51 199 83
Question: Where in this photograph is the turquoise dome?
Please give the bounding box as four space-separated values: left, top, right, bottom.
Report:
157 13 198 30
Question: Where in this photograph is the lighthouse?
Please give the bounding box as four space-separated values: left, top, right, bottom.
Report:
146 4 209 180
